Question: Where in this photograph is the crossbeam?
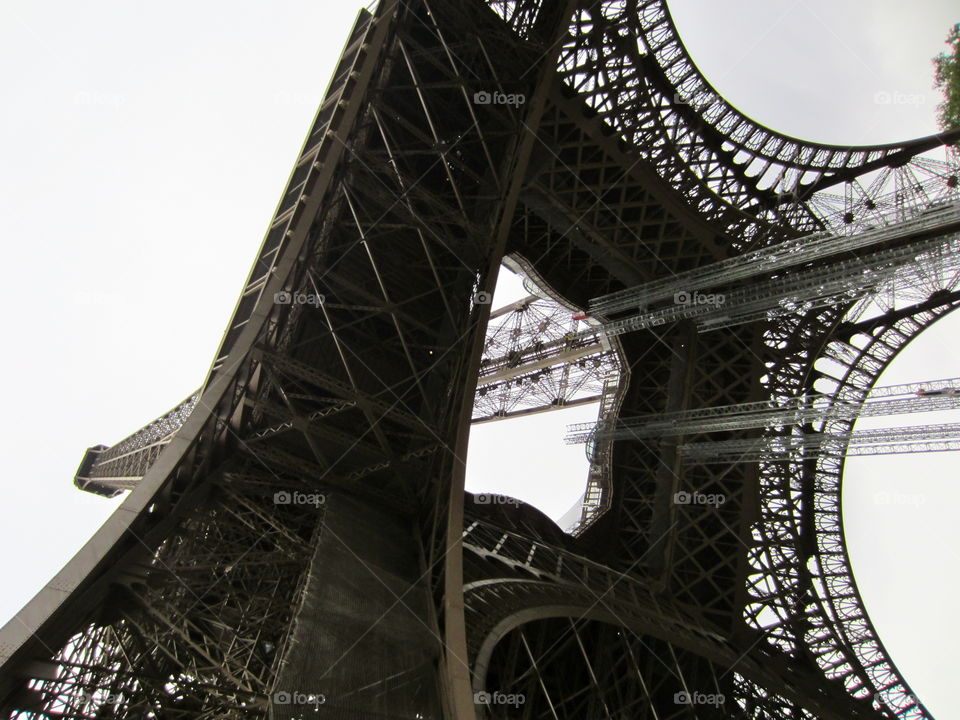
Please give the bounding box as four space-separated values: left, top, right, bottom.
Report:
683 422 960 463
567 377 960 443
75 290 620 494
590 199 960 316
594 226 960 336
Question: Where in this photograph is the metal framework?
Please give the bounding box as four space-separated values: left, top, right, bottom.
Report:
747 283 960 719
590 198 960 316
592 220 960 336
567 376 960 442
473 293 620 422
73 285 623 494
683 422 960 463
73 393 200 497
3 1 960 719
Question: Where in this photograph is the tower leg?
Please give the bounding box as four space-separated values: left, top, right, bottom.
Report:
271 492 441 719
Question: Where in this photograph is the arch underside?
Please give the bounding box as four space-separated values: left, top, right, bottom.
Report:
461 565 881 719
477 614 770 720
750 292 960 720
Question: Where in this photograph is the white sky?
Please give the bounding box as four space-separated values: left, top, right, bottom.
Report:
0 0 956 715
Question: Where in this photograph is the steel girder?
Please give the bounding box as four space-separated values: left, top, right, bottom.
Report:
683 422 960 463
589 198 960 317
592 225 960 336
74 290 624 493
1 1 543 716
3 467 322 719
554 0 960 247
73 393 200 497
569 377 960 444
459 516 886 719
473 293 621 422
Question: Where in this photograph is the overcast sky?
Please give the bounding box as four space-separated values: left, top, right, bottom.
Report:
0 0 957 716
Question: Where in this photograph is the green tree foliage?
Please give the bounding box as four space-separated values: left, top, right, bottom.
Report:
933 23 960 132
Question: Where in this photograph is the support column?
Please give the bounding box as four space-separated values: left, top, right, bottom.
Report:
271 491 440 719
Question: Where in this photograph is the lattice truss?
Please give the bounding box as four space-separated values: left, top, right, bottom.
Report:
558 148 960 716
5 1 542 717
11 469 321 719
459 519 885 719
553 0 960 248
809 154 960 235
478 622 854 719
522 1 959 715
584 197 960 337
485 0 541 36
481 620 737 719
651 180 960 718
684 422 960 463
75 290 624 490
473 293 619 421
743 285 960 719
74 393 199 496
574 379 960 439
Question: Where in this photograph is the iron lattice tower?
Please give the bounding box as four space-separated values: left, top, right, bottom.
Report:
3 1 960 718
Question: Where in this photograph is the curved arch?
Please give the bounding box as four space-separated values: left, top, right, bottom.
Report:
643 1 954 175
467 580 731 694
472 600 624 693
467 580 883 719
811 299 960 718
555 0 960 242
751 292 960 719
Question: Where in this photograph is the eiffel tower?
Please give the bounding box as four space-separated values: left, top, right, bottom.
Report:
3 1 959 718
